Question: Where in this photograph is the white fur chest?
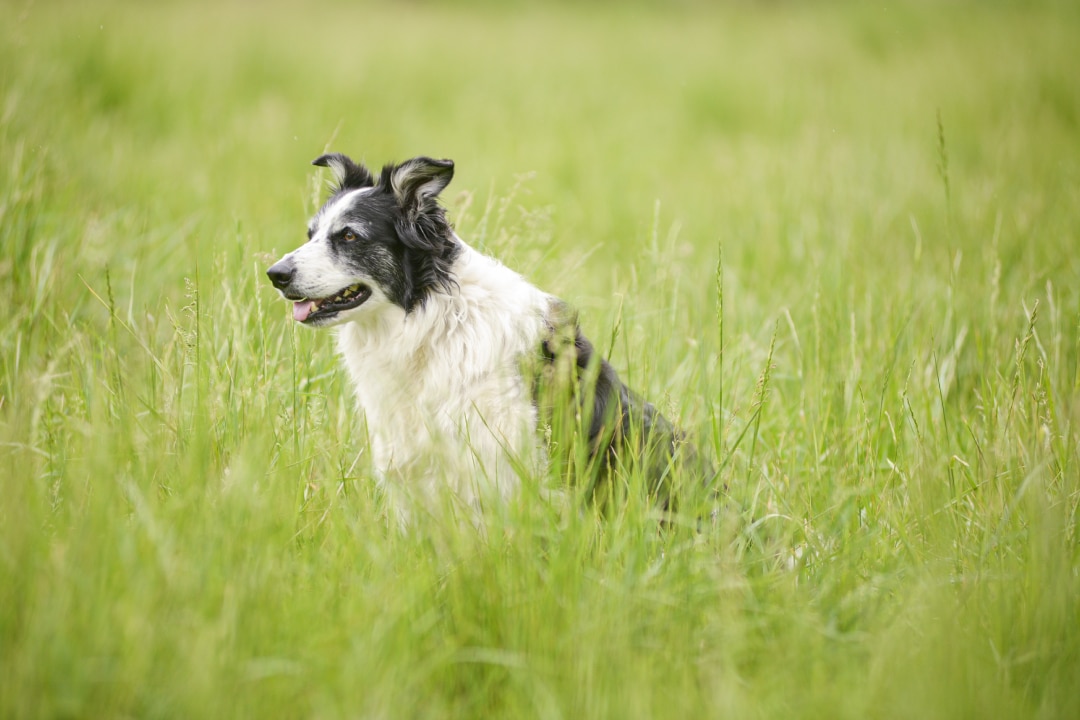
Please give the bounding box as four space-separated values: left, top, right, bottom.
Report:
335 242 552 517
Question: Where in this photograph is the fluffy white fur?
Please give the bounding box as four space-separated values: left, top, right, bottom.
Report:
335 236 554 522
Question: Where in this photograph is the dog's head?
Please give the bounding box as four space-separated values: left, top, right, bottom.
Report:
267 153 459 327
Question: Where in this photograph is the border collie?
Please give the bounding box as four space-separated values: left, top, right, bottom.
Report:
267 153 707 523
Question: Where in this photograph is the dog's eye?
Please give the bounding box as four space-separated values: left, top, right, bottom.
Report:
342 229 357 242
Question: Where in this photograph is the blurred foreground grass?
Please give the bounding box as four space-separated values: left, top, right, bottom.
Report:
1 1 1079 717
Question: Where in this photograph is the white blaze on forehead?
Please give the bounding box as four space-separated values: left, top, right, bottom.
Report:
281 187 376 300
311 187 374 239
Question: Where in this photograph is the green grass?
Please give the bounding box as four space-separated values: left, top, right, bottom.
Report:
2 0 1079 717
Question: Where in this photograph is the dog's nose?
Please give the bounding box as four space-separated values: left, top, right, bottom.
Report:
267 260 295 289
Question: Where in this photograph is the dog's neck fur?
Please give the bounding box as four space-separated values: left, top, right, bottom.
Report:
335 235 553 522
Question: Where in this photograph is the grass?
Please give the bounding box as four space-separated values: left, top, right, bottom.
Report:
2 0 1079 717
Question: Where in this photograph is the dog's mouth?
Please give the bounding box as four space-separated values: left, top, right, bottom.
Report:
289 283 372 323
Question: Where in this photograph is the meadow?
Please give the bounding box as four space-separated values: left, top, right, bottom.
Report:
2 0 1078 717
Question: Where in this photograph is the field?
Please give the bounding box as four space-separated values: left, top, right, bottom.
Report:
2 0 1079 717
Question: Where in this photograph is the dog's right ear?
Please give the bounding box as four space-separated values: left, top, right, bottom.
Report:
388 157 455 211
312 153 375 192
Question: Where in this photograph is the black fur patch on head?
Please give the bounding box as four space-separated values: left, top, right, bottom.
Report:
377 157 459 311
311 153 460 312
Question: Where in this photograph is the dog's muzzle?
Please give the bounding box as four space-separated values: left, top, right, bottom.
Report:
267 259 295 291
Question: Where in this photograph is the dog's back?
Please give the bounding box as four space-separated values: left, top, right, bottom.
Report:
536 300 714 510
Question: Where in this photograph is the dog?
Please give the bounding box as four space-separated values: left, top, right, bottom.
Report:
267 153 710 524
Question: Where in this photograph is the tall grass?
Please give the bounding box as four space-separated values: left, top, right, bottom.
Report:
2 1 1078 717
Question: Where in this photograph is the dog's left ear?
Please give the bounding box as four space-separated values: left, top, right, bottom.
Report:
312 153 375 192
389 157 454 210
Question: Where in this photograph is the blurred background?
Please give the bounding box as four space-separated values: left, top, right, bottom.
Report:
2 1 1078 717
6 0 1077 312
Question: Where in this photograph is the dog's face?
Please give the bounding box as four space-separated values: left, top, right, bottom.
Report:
267 154 459 327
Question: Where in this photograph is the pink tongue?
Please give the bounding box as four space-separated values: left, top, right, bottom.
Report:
293 300 316 322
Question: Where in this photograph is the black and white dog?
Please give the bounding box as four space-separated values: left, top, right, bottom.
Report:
268 153 708 522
